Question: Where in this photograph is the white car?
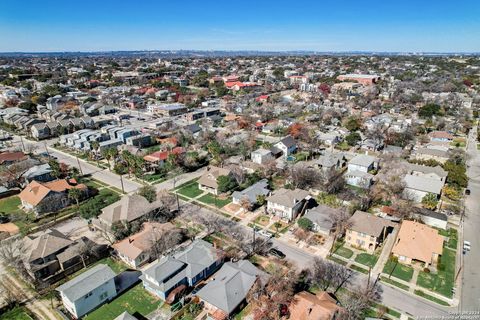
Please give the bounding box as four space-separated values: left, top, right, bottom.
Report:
463 240 471 250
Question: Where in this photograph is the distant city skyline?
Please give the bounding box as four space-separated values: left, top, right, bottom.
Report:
1 0 479 53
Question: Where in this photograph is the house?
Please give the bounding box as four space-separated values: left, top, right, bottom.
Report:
140 239 223 301
303 204 340 235
273 136 297 159
0 151 27 165
346 211 396 252
112 222 175 268
183 123 202 136
403 174 444 203
21 163 54 184
93 194 158 232
412 207 448 230
24 229 99 282
232 179 270 206
289 291 344 320
345 154 379 189
413 148 449 164
198 166 233 195
18 179 87 216
266 188 310 221
31 123 51 140
428 131 454 142
251 148 273 165
57 264 117 319
315 152 347 171
197 260 267 320
392 220 444 266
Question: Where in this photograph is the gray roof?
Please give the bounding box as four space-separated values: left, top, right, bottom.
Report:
25 229 73 262
114 312 138 320
349 154 378 167
266 188 309 208
405 163 448 178
98 194 155 226
404 174 444 194
197 260 266 314
142 240 221 293
22 163 52 179
277 135 296 148
56 264 116 302
304 204 339 232
349 211 396 237
413 207 448 221
232 179 270 204
415 148 449 158
316 152 345 168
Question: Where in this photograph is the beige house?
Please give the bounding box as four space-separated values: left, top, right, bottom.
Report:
392 220 444 266
112 222 175 268
266 188 310 221
198 166 232 195
345 211 396 253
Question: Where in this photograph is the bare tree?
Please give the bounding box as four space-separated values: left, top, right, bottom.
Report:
308 257 353 294
0 237 27 278
370 159 407 203
149 228 184 259
341 279 383 320
328 209 352 256
239 196 252 213
289 163 321 189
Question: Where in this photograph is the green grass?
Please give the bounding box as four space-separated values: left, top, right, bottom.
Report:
0 196 24 215
350 264 369 274
414 290 450 306
0 306 33 320
254 215 270 226
197 193 231 208
332 242 354 259
380 276 410 291
177 183 203 198
69 257 128 280
327 255 348 266
446 228 458 250
84 283 162 320
383 260 414 282
354 253 378 268
416 247 455 298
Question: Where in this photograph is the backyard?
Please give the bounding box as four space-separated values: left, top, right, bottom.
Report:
416 247 456 298
0 196 24 215
84 283 162 320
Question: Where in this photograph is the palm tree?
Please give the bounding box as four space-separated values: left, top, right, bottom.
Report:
90 141 100 165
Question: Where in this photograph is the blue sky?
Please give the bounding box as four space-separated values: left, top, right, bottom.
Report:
1 0 479 52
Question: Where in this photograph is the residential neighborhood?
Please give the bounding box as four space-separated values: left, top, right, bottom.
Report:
0 19 480 320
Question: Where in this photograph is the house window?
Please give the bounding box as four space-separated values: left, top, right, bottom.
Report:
84 292 92 299
99 292 108 301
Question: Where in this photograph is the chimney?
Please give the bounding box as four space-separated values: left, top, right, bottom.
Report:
308 308 313 315
128 238 133 243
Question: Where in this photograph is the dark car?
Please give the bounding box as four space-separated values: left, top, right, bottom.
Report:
269 248 286 259
465 189 471 195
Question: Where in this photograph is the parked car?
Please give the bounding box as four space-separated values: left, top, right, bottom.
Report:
465 189 471 195
269 248 286 259
463 240 471 251
258 229 274 239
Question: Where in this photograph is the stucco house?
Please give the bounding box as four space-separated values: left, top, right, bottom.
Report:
198 166 233 195
392 220 444 266
345 211 396 253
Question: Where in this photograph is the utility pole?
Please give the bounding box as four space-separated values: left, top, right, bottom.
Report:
172 177 180 212
119 174 125 194
44 141 51 158
76 155 83 175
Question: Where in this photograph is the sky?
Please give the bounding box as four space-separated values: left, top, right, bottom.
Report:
0 0 479 53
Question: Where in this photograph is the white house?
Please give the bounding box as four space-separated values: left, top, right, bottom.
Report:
251 148 273 164
273 136 297 159
345 154 379 189
266 188 310 221
57 264 117 319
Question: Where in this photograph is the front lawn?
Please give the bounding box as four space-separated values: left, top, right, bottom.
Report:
254 215 270 226
332 242 354 259
351 264 369 274
197 193 231 208
177 183 203 198
414 290 450 306
446 228 458 251
354 253 378 268
416 247 455 298
84 283 162 320
380 276 410 291
383 259 414 282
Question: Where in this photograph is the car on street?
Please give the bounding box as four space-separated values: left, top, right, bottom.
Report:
269 248 286 259
258 229 274 238
464 240 471 251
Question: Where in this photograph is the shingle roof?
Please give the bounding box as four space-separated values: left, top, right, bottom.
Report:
198 166 232 190
56 264 116 302
98 194 154 225
404 174 444 194
349 154 378 167
392 221 444 263
197 260 266 314
232 179 270 203
25 229 73 262
348 211 396 237
266 188 309 208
